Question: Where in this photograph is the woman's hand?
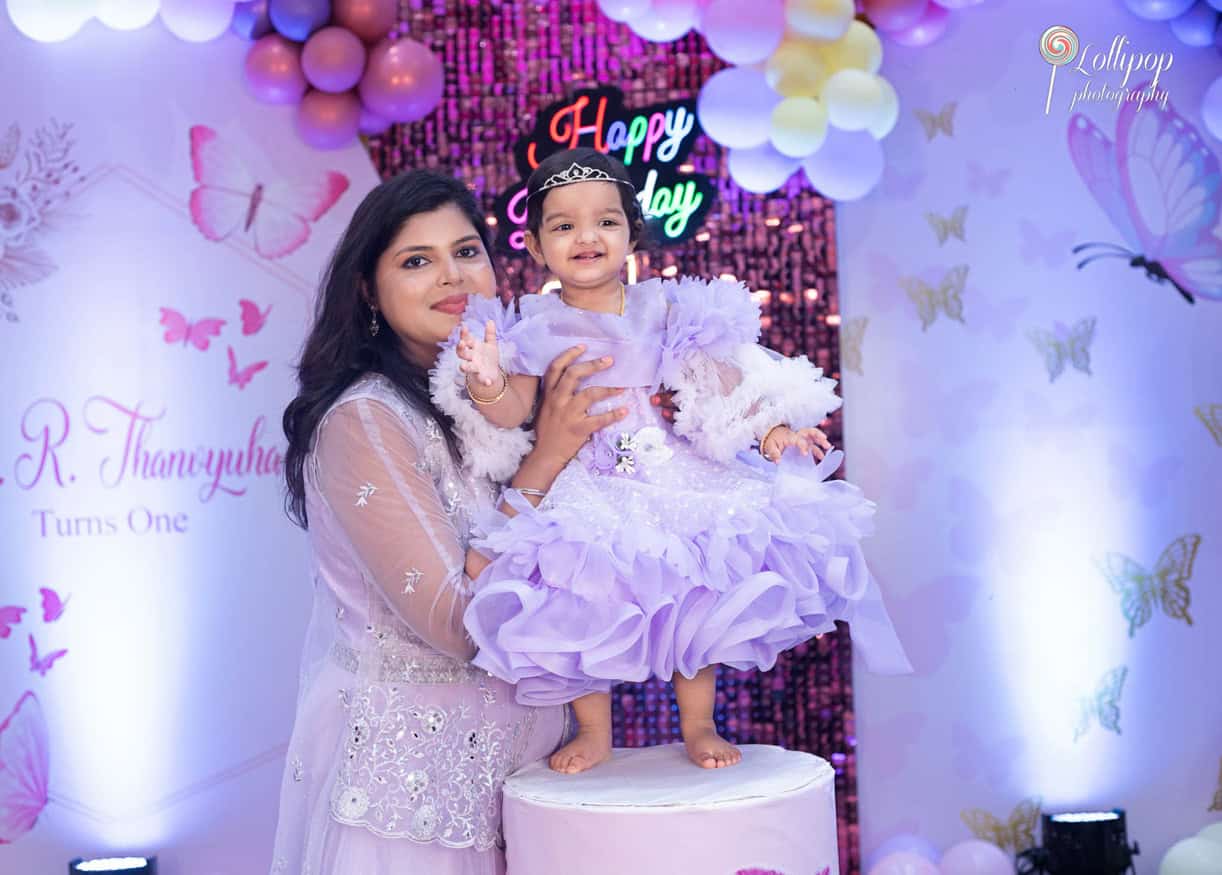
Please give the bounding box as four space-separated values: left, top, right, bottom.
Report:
760 425 833 462
649 388 678 422
529 345 627 472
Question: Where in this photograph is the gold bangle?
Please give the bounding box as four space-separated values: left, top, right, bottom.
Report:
467 367 509 405
759 423 787 457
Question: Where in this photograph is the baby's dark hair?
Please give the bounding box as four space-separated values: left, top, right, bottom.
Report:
525 147 645 244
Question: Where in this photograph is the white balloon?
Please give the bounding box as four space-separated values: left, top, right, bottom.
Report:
801 126 883 200
697 65 781 148
627 0 696 41
822 68 888 131
787 0 854 40
728 142 800 193
1199 822 1222 846
867 76 899 138
1160 837 1222 875
596 0 652 22
160 0 234 42
96 0 159 30
6 0 96 42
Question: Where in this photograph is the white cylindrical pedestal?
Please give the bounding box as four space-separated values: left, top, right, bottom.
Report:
504 743 839 875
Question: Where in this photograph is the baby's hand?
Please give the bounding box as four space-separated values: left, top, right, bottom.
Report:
760 425 832 462
457 320 502 388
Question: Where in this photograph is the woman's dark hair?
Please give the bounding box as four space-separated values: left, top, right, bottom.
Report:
525 147 644 244
282 169 497 529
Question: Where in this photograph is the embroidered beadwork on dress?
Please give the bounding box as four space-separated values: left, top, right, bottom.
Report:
291 756 305 782
355 482 377 507
330 685 538 849
402 568 422 594
331 641 483 685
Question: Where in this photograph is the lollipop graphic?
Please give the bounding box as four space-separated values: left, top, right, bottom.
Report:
1040 25 1080 115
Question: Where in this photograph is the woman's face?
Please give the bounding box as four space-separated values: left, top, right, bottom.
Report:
371 203 496 367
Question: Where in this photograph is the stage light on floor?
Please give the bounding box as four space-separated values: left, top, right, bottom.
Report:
68 857 157 874
1016 810 1139 875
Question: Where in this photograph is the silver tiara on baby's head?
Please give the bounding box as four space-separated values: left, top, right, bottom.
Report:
531 162 636 196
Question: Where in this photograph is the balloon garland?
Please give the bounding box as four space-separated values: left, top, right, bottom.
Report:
4 0 447 151
595 0 991 200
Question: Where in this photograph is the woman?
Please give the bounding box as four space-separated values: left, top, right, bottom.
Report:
271 170 629 874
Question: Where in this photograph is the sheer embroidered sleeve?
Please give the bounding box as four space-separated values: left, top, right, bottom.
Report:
314 398 475 660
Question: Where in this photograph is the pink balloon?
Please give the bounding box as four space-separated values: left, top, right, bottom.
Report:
359 37 444 123
332 0 397 43
296 90 362 149
303 26 368 92
358 103 392 135
888 1 949 45
244 34 308 104
864 0 929 31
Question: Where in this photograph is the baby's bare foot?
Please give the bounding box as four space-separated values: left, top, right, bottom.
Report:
549 726 612 774
681 721 742 769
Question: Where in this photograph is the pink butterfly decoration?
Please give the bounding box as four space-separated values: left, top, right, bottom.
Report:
188 125 349 259
38 588 67 623
0 606 26 639
0 691 49 844
227 345 268 390
967 160 1011 198
890 575 982 675
1068 83 1222 304
160 307 225 351
952 721 1024 787
1018 219 1074 269
239 298 271 335
27 635 67 678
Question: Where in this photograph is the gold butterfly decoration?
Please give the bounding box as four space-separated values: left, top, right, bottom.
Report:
1195 404 1222 446
915 102 957 140
841 316 867 376
0 124 18 169
1097 534 1200 637
1073 665 1127 742
1210 757 1222 812
902 264 968 331
926 205 968 245
961 797 1041 855
1027 317 1096 383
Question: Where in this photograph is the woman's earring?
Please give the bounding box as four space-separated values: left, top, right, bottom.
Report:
369 308 380 337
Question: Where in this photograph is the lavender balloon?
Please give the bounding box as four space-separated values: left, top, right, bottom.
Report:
359 37 444 123
702 0 785 63
296 90 362 149
358 104 392 135
232 0 272 39
303 26 367 92
1203 75 1222 141
270 0 331 41
1122 0 1195 18
728 141 800 193
889 1 949 46
1169 1 1219 46
244 33 308 104
863 0 928 31
801 126 883 201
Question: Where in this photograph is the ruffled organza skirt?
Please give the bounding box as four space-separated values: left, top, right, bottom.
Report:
464 413 910 707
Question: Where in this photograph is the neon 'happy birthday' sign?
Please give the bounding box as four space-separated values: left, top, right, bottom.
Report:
492 87 716 253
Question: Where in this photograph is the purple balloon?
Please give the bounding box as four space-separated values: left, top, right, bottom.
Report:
244 34 308 104
1122 0 1195 19
231 0 272 39
358 104 392 135
1170 1 1219 45
1203 75 1222 141
296 90 362 149
303 26 367 92
889 1 949 45
702 0 785 64
359 37 444 123
864 0 928 31
801 127 883 201
270 0 330 41
728 141 800 193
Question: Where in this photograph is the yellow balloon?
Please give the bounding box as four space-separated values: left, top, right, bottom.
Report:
785 0 854 40
867 75 899 139
770 96 830 158
815 20 883 75
765 38 828 99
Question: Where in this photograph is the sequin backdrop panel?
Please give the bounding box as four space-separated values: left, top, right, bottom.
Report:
367 4 854 872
